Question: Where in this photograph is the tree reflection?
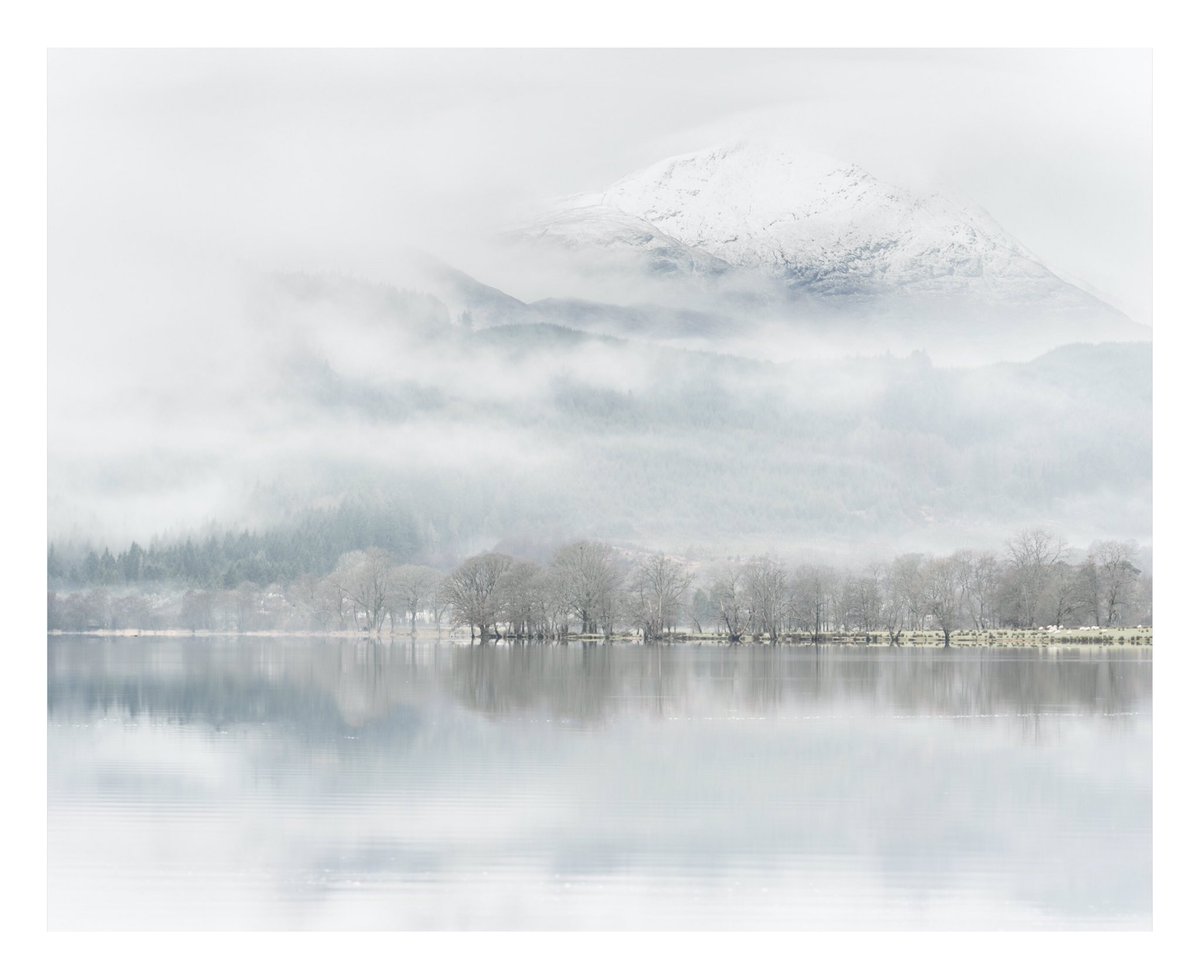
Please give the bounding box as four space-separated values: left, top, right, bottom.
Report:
48 638 1151 735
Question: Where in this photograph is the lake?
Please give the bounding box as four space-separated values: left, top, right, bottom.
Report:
47 637 1152 929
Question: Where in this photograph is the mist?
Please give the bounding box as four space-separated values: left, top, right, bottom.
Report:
48 49 1152 567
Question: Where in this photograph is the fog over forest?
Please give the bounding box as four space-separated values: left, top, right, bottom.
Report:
48 50 1151 580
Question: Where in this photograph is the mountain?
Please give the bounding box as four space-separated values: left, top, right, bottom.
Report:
269 143 1142 362
517 203 735 283
510 140 1140 336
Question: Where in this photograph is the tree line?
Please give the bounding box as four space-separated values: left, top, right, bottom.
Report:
48 530 1149 644
48 501 423 590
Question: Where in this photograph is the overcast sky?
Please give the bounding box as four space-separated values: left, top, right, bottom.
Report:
49 49 1151 326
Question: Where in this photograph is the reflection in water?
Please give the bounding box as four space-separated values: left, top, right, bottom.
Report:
48 638 1151 930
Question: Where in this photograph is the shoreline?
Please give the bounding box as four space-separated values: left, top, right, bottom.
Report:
48 626 1153 648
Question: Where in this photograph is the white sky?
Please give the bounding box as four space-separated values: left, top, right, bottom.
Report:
48 48 1152 323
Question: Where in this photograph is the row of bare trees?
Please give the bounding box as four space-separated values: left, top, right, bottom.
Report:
698 532 1147 646
48 543 689 639
48 532 1148 643
442 531 1147 645
439 543 692 641
290 549 450 633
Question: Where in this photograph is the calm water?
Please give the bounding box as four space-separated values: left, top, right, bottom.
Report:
47 637 1151 930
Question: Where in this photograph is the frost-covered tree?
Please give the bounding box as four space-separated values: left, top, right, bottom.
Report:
629 554 693 640
841 567 884 633
961 551 1001 629
551 541 623 636
1005 529 1066 628
1085 540 1142 627
332 547 394 633
790 565 839 640
499 560 544 638
444 552 514 640
745 556 789 641
923 556 965 647
388 564 441 633
711 566 751 642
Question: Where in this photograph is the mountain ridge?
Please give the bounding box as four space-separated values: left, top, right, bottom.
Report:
512 139 1135 326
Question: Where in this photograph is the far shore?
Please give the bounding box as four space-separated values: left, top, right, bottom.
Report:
48 626 1152 648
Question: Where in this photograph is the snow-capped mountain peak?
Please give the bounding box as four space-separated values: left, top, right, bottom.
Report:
514 139 1127 319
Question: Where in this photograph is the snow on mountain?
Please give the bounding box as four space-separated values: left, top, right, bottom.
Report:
261 143 1140 367
517 202 733 281
516 140 1130 320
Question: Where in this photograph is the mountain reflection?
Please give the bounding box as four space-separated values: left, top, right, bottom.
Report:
48 638 1150 734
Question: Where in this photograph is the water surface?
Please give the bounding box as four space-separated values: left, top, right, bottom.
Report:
47 638 1151 929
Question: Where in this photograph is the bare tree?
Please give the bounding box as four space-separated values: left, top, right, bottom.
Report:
1131 571 1153 626
551 541 623 637
288 572 345 630
1045 560 1089 628
429 574 452 634
532 569 570 640
923 556 965 647
629 554 693 640
791 564 838 641
332 548 394 634
745 556 789 641
961 551 1001 629
842 566 884 634
1085 540 1142 627
881 555 926 643
443 552 514 640
710 565 750 642
499 560 544 638
388 564 441 633
315 574 350 629
1005 529 1066 628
